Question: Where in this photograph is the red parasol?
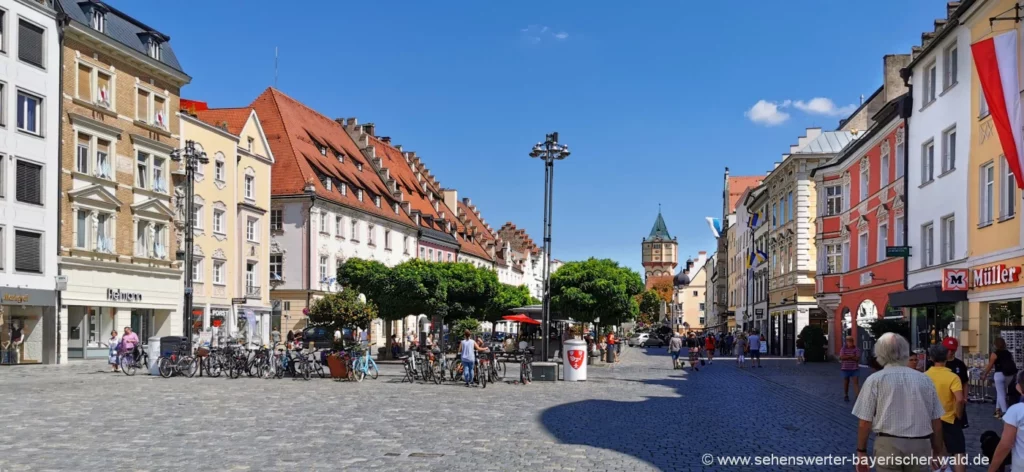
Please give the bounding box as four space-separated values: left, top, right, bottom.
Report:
502 313 541 325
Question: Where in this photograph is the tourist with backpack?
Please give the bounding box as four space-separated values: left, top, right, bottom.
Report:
983 337 1019 419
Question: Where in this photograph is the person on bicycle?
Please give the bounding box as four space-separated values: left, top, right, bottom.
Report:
121 326 140 359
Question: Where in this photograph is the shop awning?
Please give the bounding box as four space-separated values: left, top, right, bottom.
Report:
889 283 967 308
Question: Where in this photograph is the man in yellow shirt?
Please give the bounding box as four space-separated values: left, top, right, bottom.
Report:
925 344 965 472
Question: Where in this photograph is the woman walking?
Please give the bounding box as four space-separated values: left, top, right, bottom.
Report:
736 332 747 368
107 330 121 372
985 371 1024 472
983 337 1018 418
796 335 805 364
839 336 861 402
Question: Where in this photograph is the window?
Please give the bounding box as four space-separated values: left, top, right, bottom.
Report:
147 38 161 60
374 195 381 208
136 88 167 128
153 224 166 258
319 256 328 282
447 253 453 262
940 215 955 263
896 138 905 179
428 248 434 261
244 175 254 200
247 137 254 152
135 220 147 256
14 230 41 273
357 189 363 202
317 144 327 156
921 223 934 268
192 258 203 282
269 255 282 280
921 141 934 184
942 127 956 173
384 229 391 250
77 62 113 108
153 157 166 192
215 160 225 181
246 218 258 242
826 243 842 274
367 224 375 246
75 211 88 249
1002 156 1017 219
16 91 41 134
403 236 409 254
772 203 777 227
96 139 111 178
842 240 850 272
926 62 937 103
213 261 224 285
980 89 990 118
339 182 347 196
136 152 149 189
895 215 905 246
842 179 851 210
350 220 359 242
335 216 343 237
944 45 958 89
788 192 794 222
823 185 842 216
76 133 89 173
319 213 328 233
436 251 442 262
860 165 869 202
95 213 112 252
15 159 42 205
420 247 426 259
878 223 888 262
192 204 203 229
880 144 890 186
271 209 282 231
981 162 995 225
18 20 43 69
90 7 105 32
213 210 224 234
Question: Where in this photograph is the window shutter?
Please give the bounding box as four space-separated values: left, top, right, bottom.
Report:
14 230 41 273
18 21 44 68
16 160 41 204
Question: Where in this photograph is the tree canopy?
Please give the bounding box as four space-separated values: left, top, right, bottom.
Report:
637 289 662 321
550 258 644 327
306 288 377 331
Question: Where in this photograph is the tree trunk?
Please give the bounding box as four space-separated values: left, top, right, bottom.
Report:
383 318 394 360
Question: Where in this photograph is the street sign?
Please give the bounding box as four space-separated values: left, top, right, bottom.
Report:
184 287 193 295
885 246 911 258
231 297 246 305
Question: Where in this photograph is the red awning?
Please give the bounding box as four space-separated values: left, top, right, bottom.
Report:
502 314 540 325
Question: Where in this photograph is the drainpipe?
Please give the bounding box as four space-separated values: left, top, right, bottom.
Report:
306 194 315 328
54 12 70 365
899 68 913 293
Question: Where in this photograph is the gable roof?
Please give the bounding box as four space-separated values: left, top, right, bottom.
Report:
248 88 415 228
194 108 251 136
792 130 856 155
56 0 186 73
648 211 672 240
727 176 763 212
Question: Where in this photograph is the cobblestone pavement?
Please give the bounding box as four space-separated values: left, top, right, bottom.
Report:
0 348 998 471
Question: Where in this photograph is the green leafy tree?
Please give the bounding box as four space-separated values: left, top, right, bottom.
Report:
550 258 644 333
306 288 377 334
799 325 827 362
637 290 662 322
485 284 534 324
452 317 481 337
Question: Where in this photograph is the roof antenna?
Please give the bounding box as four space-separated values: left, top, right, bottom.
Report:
274 47 279 88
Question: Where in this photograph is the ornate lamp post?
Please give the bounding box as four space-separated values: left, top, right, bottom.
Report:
530 132 570 361
172 140 208 350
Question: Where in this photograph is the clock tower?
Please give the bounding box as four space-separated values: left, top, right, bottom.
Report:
642 210 678 289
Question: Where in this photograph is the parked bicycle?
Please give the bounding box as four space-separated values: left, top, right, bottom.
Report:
118 345 150 376
158 343 198 378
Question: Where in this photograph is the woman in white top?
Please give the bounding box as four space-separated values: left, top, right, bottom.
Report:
988 371 1024 472
106 330 120 372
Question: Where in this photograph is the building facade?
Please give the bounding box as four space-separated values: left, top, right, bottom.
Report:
714 170 762 332
179 103 275 344
641 211 677 289
0 0 60 364
749 186 770 335
672 252 708 333
889 2 973 354
56 0 190 360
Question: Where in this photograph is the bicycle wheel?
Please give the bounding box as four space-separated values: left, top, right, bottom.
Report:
207 357 223 378
480 362 488 388
494 359 505 379
300 359 311 380
354 358 365 382
140 352 150 371
368 359 379 380
430 360 442 384
120 354 136 376
274 357 286 379
521 362 532 383
158 357 174 378
183 357 199 378
314 357 326 379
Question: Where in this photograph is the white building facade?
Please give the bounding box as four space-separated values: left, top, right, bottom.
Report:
0 0 61 364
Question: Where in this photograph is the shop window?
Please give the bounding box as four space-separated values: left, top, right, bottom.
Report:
989 300 1024 352
910 304 957 351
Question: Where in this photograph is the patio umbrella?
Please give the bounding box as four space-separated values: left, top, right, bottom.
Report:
502 314 541 325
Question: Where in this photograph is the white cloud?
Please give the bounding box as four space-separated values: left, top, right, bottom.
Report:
793 97 858 116
521 25 569 43
745 100 791 126
554 32 569 40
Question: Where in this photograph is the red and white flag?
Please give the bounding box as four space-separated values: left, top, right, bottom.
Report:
972 32 1024 188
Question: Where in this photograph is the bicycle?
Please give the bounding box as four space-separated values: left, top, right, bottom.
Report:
476 355 489 388
157 343 198 378
118 345 150 376
519 348 534 383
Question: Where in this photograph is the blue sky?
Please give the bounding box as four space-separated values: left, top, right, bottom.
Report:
111 0 946 275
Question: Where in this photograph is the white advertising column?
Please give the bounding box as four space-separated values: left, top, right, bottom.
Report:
562 339 588 381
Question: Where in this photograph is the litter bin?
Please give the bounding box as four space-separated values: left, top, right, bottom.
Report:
160 336 187 358
148 336 162 376
563 339 587 381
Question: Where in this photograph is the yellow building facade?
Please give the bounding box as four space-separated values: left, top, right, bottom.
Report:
964 0 1024 353
180 109 274 343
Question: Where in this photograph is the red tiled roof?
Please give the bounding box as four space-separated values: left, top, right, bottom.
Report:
248 88 415 228
194 107 251 136
458 200 495 242
727 176 763 212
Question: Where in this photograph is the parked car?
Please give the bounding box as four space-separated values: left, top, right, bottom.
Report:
641 336 666 348
301 326 338 347
628 333 649 347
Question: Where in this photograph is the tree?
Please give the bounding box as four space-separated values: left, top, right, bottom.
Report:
453 317 481 337
799 325 827 362
650 280 674 304
307 288 377 334
550 258 644 331
485 284 534 324
637 290 662 323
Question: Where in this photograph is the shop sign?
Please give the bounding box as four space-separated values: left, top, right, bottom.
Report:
107 289 143 302
942 269 968 291
2 293 29 303
0 288 56 306
231 298 247 305
972 264 1021 288
885 246 911 258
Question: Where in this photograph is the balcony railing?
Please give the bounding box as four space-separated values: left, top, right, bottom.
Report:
246 284 261 298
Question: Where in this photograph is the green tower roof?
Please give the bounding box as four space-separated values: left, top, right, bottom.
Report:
648 211 672 240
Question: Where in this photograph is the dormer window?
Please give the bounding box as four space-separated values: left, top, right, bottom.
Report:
317 143 327 156
356 163 363 171
374 195 381 208
393 203 400 214
336 152 344 163
357 189 363 202
433 201 439 211
339 182 347 196
90 6 106 33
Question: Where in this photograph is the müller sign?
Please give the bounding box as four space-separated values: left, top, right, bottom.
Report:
973 264 1021 288
107 289 143 302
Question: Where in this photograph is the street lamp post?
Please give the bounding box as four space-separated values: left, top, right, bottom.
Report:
530 132 570 362
172 140 209 351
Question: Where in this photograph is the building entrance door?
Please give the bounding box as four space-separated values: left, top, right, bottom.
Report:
783 313 796 356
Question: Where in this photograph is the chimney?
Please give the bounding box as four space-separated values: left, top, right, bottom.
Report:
947 1 960 18
882 54 912 102
380 136 391 143
395 145 403 152
361 123 375 137
462 197 472 207
443 189 459 213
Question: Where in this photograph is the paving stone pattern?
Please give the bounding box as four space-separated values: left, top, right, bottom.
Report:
0 348 996 471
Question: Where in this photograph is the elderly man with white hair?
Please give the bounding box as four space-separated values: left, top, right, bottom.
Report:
852 333 946 472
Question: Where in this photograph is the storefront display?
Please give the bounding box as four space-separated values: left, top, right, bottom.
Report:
1 288 58 365
910 303 957 351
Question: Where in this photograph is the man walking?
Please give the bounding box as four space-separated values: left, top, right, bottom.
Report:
926 337 970 428
668 333 683 369
852 333 946 472
748 330 762 368
925 344 966 472
736 332 748 368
